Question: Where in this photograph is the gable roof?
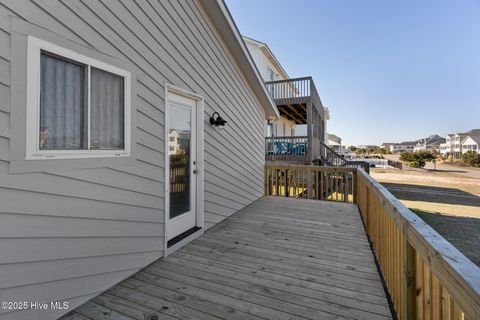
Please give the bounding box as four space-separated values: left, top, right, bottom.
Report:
199 0 279 119
328 133 341 144
463 135 480 145
399 141 416 146
242 36 290 80
461 129 480 136
418 134 445 145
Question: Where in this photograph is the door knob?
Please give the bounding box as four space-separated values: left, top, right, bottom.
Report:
193 169 199 174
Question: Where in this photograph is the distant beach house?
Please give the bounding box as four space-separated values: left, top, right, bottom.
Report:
381 142 395 151
414 134 446 153
461 135 480 155
390 141 416 153
441 129 480 159
327 133 345 154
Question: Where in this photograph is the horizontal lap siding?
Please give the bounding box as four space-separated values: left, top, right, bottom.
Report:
0 0 265 319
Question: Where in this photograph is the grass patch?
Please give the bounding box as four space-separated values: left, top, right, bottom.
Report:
409 208 480 267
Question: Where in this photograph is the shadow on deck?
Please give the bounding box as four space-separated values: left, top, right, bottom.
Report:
62 197 393 320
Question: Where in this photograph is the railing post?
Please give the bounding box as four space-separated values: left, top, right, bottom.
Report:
285 169 289 197
353 170 358 204
404 236 417 320
264 165 268 196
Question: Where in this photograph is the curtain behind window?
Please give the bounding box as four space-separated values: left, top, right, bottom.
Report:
40 53 87 150
90 67 125 150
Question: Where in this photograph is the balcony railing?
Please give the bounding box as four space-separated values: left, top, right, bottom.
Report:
265 164 480 320
265 76 312 103
265 136 308 163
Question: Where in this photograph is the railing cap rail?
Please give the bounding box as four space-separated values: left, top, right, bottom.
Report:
265 136 308 139
264 76 312 85
357 168 480 318
265 163 357 173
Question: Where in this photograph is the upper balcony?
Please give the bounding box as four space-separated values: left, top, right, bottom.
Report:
265 76 323 125
265 77 326 164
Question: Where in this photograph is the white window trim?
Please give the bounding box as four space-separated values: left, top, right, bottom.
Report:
26 36 132 160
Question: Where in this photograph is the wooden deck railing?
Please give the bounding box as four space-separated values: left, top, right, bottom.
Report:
318 140 371 173
355 168 480 320
265 136 308 162
264 76 312 103
265 164 480 320
170 163 188 192
264 164 356 202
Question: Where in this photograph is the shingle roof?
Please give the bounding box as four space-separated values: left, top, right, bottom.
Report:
464 135 480 145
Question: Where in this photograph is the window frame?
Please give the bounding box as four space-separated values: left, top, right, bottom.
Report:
26 36 131 160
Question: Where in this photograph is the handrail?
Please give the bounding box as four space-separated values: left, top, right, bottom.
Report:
319 141 370 173
264 164 356 202
355 168 480 320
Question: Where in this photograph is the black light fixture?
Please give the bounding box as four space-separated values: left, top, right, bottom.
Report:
209 112 227 129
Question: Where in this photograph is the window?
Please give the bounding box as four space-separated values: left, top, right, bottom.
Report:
26 36 131 159
268 68 275 81
169 136 175 142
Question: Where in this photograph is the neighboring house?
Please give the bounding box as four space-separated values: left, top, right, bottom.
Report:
390 141 416 153
461 135 480 154
168 129 181 155
328 133 346 154
440 134 455 158
244 36 329 164
0 1 278 319
381 142 395 152
243 36 296 138
414 134 446 153
357 145 378 150
446 129 480 159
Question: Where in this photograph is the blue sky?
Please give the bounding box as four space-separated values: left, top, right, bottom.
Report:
226 0 480 145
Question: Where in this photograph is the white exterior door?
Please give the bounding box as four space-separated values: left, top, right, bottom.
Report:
166 91 201 241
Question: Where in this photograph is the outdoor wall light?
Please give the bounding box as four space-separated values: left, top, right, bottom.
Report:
209 112 227 129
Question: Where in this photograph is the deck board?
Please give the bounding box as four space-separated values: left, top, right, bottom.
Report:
62 196 393 320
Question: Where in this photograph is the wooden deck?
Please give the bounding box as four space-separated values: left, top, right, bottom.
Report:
62 197 393 320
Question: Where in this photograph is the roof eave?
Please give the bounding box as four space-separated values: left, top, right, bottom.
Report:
198 0 279 120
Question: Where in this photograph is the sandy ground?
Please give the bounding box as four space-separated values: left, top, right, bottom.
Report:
371 167 480 266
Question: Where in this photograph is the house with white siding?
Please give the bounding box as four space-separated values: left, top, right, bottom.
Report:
328 133 346 154
414 134 445 153
0 1 279 319
461 135 480 155
244 36 330 164
441 129 480 159
243 36 296 138
439 134 455 158
390 141 416 153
